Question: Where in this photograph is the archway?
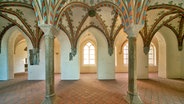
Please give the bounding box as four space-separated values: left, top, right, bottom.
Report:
78 27 115 80
79 34 97 74
155 26 181 78
154 31 166 78
13 35 28 76
148 37 159 78
0 26 32 80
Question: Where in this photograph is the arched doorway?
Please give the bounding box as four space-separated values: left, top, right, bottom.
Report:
154 31 166 78
148 37 159 77
8 32 28 79
13 36 28 75
79 34 97 74
0 26 32 80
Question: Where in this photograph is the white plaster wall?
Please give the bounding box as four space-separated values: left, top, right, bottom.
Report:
159 27 181 78
56 31 79 80
7 31 16 79
28 37 45 80
0 29 10 80
155 32 167 78
136 34 148 79
84 28 115 80
14 40 27 73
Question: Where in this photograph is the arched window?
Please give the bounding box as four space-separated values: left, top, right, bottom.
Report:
123 42 128 64
83 42 95 65
149 43 156 65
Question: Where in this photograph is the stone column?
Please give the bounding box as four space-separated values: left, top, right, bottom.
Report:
125 25 143 104
39 25 60 104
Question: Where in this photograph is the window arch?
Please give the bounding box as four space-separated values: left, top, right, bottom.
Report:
83 42 95 65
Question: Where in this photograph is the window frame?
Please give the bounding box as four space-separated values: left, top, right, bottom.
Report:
148 43 157 66
83 41 96 65
123 42 129 65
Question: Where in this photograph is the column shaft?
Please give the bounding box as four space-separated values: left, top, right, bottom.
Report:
128 37 137 94
45 33 55 97
125 36 143 104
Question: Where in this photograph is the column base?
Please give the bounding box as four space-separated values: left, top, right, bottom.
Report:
124 91 143 104
42 94 62 104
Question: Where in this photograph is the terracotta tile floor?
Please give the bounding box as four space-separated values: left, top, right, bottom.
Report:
0 73 184 104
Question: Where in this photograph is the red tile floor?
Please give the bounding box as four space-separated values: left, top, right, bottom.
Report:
0 73 184 104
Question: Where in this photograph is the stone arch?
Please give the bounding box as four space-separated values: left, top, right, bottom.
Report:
157 26 181 78
0 26 33 80
78 32 97 74
78 27 115 79
154 30 167 78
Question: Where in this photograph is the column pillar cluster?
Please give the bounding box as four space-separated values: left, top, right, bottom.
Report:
125 24 143 104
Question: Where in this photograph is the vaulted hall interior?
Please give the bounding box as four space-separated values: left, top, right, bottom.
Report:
0 0 184 104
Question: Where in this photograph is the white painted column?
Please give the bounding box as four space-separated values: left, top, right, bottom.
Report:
40 25 61 104
124 25 143 104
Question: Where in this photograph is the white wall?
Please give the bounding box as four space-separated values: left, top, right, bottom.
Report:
159 27 181 78
7 30 17 79
28 36 45 80
82 28 115 79
56 31 79 80
154 32 167 78
0 28 10 80
14 40 27 73
136 34 149 79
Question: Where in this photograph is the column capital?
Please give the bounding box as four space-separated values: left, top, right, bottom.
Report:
125 24 143 38
39 24 58 36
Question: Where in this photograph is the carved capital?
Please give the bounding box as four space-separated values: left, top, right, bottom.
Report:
29 48 39 65
69 47 77 61
39 24 58 37
144 46 150 55
108 46 114 56
125 24 144 38
178 45 183 51
108 39 114 56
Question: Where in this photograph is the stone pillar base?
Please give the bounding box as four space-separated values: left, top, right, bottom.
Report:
124 91 143 104
42 94 62 104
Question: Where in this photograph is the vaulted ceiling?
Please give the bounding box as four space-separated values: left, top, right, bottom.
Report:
0 0 184 53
